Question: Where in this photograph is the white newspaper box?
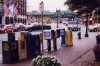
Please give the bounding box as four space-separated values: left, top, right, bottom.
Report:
43 30 52 40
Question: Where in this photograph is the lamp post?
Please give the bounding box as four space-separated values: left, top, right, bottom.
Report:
41 7 44 53
84 13 89 37
56 9 60 28
39 1 44 53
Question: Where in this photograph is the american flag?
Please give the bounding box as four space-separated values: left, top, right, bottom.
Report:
39 1 44 13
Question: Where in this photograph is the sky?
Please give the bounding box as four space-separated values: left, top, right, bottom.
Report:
27 0 68 12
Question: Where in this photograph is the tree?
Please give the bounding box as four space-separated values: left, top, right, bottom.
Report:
64 0 100 14
65 0 100 37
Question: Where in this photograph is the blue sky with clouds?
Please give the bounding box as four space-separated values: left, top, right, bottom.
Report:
27 0 68 12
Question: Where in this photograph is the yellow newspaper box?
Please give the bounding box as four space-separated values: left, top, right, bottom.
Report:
18 32 27 60
65 30 73 47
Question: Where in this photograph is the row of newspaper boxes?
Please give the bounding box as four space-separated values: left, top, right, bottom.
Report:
0 32 41 64
0 28 73 64
43 29 73 47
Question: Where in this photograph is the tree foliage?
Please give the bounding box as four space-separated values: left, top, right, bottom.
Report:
64 0 100 14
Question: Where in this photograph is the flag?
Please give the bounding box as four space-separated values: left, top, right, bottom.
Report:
39 1 44 13
8 4 19 16
14 5 19 16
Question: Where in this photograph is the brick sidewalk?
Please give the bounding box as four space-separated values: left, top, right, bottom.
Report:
43 32 97 66
0 31 98 66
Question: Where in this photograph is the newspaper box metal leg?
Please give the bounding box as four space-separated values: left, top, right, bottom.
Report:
52 30 57 51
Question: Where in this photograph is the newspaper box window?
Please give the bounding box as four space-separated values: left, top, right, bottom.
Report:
60 29 65 36
43 30 52 40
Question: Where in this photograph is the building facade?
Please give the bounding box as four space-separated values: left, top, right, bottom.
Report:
1 0 27 24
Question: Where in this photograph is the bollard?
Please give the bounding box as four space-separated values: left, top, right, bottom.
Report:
47 39 51 52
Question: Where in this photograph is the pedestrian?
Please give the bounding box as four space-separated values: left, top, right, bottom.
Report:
78 32 81 39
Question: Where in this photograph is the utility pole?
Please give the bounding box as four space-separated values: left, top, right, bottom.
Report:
85 13 89 37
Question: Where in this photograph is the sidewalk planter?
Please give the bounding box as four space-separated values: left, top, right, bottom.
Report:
93 44 100 61
32 55 61 66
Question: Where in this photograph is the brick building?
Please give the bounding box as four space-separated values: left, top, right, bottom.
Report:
1 0 27 24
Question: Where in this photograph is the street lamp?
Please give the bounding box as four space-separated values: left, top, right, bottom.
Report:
84 13 89 37
56 9 60 28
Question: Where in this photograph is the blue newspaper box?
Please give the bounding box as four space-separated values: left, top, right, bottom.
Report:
60 29 65 36
43 30 52 40
60 29 66 47
26 32 41 59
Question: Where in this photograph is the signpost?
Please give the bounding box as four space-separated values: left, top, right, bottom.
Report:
39 1 44 53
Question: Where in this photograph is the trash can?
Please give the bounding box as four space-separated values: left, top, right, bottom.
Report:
2 41 19 64
96 35 100 44
65 30 73 47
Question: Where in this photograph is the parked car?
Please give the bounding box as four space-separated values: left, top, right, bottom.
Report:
89 24 100 32
25 24 51 31
3 24 14 32
67 21 81 31
14 23 26 31
0 27 4 33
